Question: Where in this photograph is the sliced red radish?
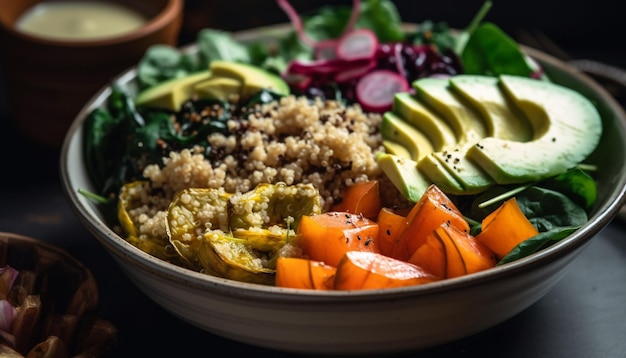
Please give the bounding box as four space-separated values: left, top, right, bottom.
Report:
287 59 342 75
334 59 376 83
355 69 409 113
287 57 373 77
336 28 379 61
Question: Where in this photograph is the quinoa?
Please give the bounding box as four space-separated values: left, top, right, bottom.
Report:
122 95 406 248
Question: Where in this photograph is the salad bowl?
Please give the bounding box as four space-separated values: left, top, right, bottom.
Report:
59 20 626 356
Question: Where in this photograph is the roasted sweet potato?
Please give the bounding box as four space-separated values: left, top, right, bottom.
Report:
333 251 439 290
408 223 497 279
476 197 539 258
296 212 379 267
330 180 381 220
390 184 470 261
275 257 336 290
376 207 409 257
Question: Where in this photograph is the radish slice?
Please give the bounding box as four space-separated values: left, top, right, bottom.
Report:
287 57 373 76
334 59 376 83
287 59 342 75
355 70 409 113
336 28 379 61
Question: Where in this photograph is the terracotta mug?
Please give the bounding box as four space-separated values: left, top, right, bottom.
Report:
0 0 184 147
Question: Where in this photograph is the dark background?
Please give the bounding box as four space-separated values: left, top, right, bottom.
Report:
180 0 626 65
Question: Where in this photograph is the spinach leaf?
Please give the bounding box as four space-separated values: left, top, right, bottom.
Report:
540 167 598 210
452 0 492 54
461 22 533 77
83 87 139 196
497 226 579 265
137 45 199 89
516 186 588 231
196 28 252 67
357 0 405 43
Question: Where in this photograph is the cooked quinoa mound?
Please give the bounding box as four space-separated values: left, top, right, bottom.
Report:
124 95 402 246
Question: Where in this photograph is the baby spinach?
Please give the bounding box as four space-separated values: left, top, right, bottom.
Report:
540 167 598 210
461 22 533 77
196 29 252 67
516 186 589 231
497 226 579 265
137 45 199 89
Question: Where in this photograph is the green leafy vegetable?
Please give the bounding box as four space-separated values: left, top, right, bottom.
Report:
540 167 598 210
461 22 534 76
137 45 198 89
196 28 252 66
452 0 493 54
497 226 579 265
356 0 405 43
516 186 589 231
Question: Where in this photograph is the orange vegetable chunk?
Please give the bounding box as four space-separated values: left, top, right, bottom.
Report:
275 257 336 290
408 223 497 279
390 184 470 261
476 197 539 258
334 251 439 290
330 180 381 220
296 212 380 267
376 207 409 258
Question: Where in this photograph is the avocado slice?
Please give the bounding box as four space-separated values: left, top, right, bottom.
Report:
467 75 602 184
428 149 495 194
209 60 290 98
135 70 212 111
194 76 242 101
392 93 457 151
416 153 464 194
381 112 434 161
413 77 488 146
449 75 533 141
382 139 412 159
376 153 431 203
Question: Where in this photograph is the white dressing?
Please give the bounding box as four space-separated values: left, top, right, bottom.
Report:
15 1 147 41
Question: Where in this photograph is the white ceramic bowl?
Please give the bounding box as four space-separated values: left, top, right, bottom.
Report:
60 25 626 356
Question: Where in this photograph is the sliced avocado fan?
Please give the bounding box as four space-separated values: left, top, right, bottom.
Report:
378 74 602 201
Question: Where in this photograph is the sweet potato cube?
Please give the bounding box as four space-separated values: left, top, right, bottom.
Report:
334 251 439 290
408 223 497 279
330 180 382 220
376 207 409 258
275 257 336 290
390 184 470 261
296 212 379 267
476 197 539 258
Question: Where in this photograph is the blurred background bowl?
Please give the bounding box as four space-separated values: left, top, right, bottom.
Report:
58 22 626 355
0 0 184 147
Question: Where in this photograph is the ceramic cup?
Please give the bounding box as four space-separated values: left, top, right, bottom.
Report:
0 0 184 147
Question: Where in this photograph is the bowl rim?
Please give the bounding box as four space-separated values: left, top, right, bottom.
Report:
0 0 183 47
59 23 626 303
0 231 97 282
